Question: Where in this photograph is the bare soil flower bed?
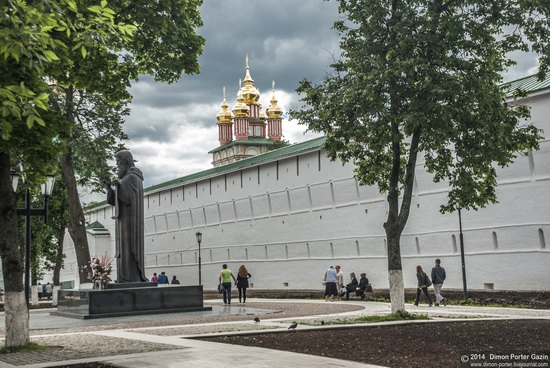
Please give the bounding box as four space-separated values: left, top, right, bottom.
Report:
201 319 550 368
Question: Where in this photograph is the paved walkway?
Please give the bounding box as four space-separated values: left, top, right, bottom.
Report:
1 299 549 368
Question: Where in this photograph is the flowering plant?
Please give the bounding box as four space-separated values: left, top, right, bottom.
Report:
83 253 113 288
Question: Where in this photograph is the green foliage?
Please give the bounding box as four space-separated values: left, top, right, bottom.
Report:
457 298 475 306
31 173 68 282
303 312 429 326
354 311 429 322
0 342 49 354
290 0 547 214
110 0 205 83
45 0 205 191
0 0 136 139
267 139 292 151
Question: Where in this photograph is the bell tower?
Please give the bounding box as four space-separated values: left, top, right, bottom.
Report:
267 81 283 141
217 87 233 146
209 56 285 167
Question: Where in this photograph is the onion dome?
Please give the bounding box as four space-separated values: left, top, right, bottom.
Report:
267 81 283 118
216 87 233 123
233 79 250 117
259 104 267 122
241 55 260 105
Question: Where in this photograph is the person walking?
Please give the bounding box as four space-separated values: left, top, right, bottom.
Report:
157 272 169 284
150 273 158 283
415 265 433 306
171 275 180 284
431 258 447 306
323 265 338 301
236 265 252 304
219 264 236 305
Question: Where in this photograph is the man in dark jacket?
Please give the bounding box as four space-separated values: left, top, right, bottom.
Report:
431 259 447 306
356 273 370 299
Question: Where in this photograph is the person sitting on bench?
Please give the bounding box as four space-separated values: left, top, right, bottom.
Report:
356 272 370 299
343 272 359 300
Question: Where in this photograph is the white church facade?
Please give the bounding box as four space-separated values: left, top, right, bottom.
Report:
60 69 550 292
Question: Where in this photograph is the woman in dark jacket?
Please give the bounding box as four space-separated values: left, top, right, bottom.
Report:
415 265 433 306
236 264 252 304
344 272 359 300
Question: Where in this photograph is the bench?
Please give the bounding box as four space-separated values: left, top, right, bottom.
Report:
355 284 374 299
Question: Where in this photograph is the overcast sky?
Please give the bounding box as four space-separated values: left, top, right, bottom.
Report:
85 0 540 200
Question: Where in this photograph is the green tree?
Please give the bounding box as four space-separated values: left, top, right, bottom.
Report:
291 0 548 313
268 138 291 151
45 0 205 284
31 173 68 287
0 0 135 348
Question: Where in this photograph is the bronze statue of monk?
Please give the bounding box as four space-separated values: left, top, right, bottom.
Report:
104 150 148 283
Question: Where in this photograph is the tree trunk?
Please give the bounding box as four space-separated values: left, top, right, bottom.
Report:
0 152 30 347
53 223 65 286
4 292 29 347
60 149 91 284
383 113 421 314
385 220 406 313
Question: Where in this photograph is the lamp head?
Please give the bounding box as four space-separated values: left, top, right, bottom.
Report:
10 172 20 192
41 174 56 197
196 232 202 243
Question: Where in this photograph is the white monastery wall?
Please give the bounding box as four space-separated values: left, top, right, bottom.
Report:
60 94 550 292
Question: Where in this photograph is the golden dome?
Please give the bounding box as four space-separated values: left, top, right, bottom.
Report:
241 55 260 105
267 81 283 118
259 104 267 121
216 87 233 123
233 80 250 117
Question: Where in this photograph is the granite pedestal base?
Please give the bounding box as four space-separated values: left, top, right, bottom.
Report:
52 285 211 319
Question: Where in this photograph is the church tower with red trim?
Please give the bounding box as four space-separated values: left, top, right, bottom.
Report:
209 56 284 167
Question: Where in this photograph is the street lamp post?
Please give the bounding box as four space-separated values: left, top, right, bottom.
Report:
196 232 202 286
12 173 56 306
458 207 468 300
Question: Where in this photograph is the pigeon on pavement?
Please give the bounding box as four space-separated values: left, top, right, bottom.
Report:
288 322 298 330
254 317 260 323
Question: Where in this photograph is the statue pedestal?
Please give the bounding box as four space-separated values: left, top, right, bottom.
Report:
52 284 211 319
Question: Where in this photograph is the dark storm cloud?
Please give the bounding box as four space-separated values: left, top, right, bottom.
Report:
131 1 341 106
115 0 539 189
